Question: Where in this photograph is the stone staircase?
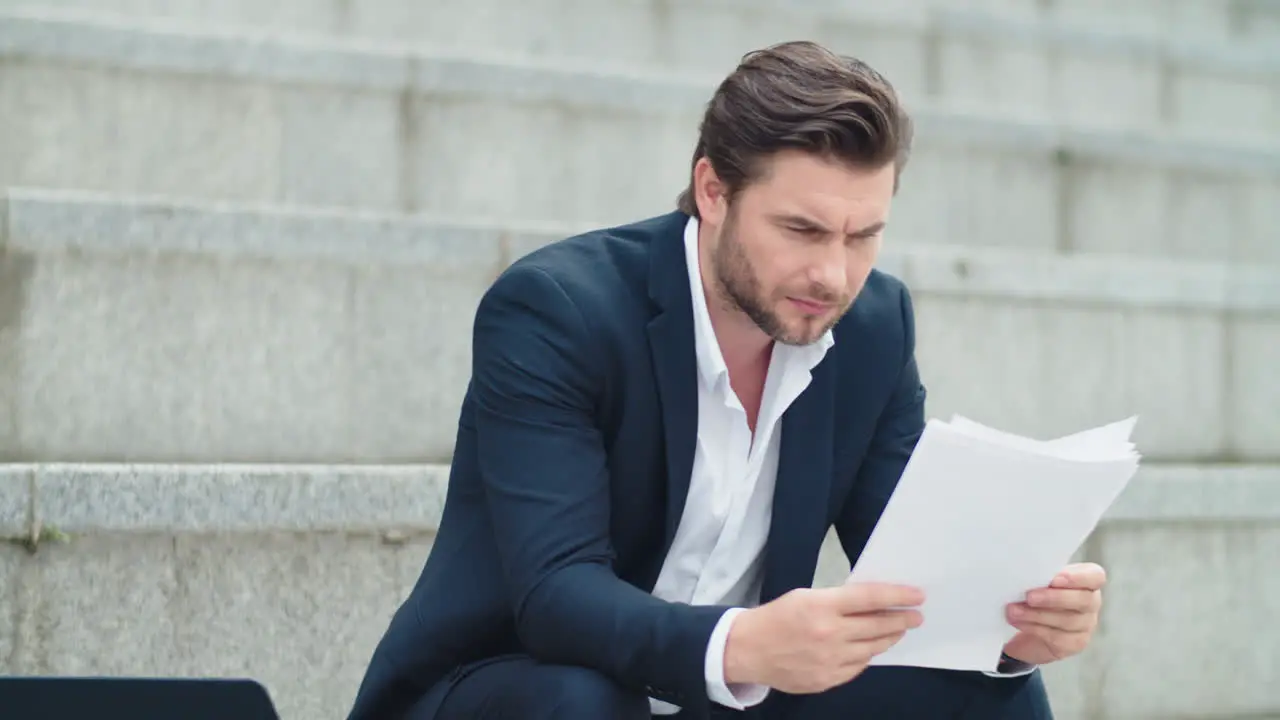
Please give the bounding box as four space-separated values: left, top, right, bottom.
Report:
0 2 1277 719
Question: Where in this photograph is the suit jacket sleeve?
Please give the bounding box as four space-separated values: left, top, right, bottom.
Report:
470 262 732 710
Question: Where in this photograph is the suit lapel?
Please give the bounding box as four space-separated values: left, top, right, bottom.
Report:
760 355 837 603
645 214 699 553
643 211 839 596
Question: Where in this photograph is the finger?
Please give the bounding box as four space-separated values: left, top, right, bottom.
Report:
1011 623 1092 660
1007 604 1095 633
836 583 926 614
843 609 924 641
1050 563 1107 590
842 629 909 665
1025 587 1101 613
863 630 909 657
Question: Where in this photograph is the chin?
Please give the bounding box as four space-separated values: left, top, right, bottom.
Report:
775 326 825 347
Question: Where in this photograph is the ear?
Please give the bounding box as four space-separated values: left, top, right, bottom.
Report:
692 157 729 227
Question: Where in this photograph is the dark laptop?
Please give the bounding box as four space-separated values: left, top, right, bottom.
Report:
0 677 280 719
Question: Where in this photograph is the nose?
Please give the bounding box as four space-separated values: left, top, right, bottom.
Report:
808 242 848 300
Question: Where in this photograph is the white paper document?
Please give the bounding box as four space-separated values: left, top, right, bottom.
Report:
846 415 1141 672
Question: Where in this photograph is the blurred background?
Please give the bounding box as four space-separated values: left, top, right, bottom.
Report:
0 0 1276 718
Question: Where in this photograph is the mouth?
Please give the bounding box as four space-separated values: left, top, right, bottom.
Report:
787 297 836 315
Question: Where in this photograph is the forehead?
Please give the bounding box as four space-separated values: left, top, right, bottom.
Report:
741 150 895 228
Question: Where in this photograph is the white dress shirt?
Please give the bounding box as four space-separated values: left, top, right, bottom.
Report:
648 217 833 715
647 218 1032 715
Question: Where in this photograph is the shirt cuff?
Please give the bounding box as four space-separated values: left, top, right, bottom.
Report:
705 608 771 709
983 653 1038 678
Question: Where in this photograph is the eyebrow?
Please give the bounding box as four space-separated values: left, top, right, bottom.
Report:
774 214 885 239
848 221 886 239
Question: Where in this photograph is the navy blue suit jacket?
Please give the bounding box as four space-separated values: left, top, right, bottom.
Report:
348 211 946 719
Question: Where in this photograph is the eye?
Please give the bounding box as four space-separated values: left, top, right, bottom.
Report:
787 224 821 238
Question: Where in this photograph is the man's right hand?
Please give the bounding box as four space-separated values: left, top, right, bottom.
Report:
722 583 925 694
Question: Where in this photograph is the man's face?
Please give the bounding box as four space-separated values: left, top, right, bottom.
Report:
703 150 896 346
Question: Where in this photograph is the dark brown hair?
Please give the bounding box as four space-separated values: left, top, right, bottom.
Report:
676 41 913 217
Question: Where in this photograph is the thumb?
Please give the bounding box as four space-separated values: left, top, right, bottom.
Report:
1002 633 1043 665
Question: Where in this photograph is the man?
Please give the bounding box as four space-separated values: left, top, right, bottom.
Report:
348 41 1106 719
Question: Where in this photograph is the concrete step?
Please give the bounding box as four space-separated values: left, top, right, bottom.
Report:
2 461 1278 720
0 10 1278 262
1 0 1278 80
952 0 1280 48
2 188 1278 465
930 9 1280 144
1 5 1277 148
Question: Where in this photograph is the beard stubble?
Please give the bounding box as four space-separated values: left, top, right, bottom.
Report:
709 209 849 347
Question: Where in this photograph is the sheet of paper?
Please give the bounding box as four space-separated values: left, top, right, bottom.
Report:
846 416 1141 672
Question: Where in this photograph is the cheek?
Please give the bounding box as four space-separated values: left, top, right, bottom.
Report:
848 261 875 286
741 238 794 293
845 264 878 299
848 242 880 279
761 263 806 298
756 271 787 300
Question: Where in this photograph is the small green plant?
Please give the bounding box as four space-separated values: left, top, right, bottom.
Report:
5 524 72 554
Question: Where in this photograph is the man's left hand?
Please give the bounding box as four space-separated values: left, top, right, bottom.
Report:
1002 562 1106 666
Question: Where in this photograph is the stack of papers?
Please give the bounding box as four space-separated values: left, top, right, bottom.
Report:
846 415 1141 672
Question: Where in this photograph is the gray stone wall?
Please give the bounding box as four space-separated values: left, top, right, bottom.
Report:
1 1 1277 718
3 464 1278 719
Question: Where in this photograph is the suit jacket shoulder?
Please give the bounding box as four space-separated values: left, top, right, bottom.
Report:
501 213 677 294
483 212 685 347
